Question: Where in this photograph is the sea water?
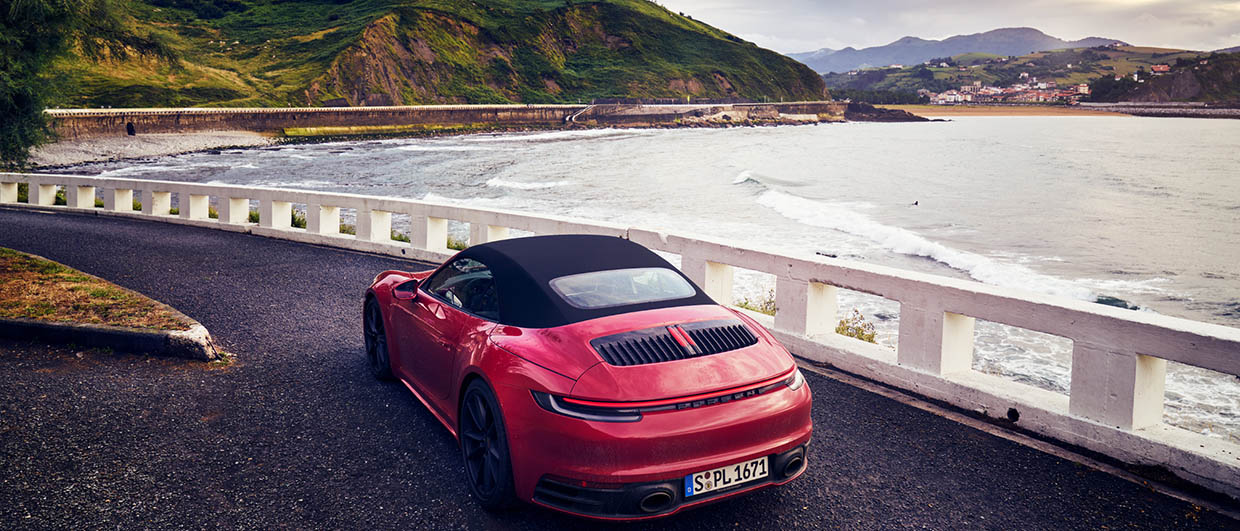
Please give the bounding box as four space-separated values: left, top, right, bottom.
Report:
70 116 1240 440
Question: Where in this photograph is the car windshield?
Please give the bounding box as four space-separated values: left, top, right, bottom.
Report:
548 267 696 310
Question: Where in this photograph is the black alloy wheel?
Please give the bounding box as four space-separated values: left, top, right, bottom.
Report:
459 380 516 509
363 299 394 380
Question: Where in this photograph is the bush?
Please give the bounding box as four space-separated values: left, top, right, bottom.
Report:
736 289 776 316
836 309 877 343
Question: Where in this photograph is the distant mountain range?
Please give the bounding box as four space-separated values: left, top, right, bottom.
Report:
789 27 1127 73
1217 45 1240 53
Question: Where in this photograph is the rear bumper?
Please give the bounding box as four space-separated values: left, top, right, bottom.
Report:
531 442 810 520
494 377 813 519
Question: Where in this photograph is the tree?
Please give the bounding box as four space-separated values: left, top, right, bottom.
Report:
1 0 88 169
0 0 138 167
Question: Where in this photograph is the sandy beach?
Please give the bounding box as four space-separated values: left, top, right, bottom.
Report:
881 104 1122 118
30 131 277 168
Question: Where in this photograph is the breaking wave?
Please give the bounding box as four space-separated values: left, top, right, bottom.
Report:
95 165 194 177
395 144 495 152
756 190 1095 300
486 177 573 190
463 128 644 143
732 170 760 185
421 192 512 208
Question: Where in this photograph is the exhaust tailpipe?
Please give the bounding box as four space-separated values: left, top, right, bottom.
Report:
639 490 674 513
783 454 805 478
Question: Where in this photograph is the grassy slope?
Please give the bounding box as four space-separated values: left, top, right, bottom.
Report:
823 46 1209 94
1091 52 1240 103
51 0 825 107
0 248 187 330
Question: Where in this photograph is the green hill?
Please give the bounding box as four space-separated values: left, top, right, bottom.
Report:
822 46 1208 95
1089 52 1240 103
50 0 827 107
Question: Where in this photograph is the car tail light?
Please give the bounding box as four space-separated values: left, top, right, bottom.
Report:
532 368 804 423
786 368 805 391
531 391 642 423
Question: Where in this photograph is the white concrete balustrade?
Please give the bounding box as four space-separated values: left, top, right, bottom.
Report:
2 171 1238 498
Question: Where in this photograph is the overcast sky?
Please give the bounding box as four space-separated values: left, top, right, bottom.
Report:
656 0 1240 53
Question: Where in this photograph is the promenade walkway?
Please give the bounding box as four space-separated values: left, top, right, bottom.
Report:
0 207 1233 529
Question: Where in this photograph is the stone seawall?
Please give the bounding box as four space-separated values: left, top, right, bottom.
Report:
579 101 846 126
47 102 849 140
47 105 586 140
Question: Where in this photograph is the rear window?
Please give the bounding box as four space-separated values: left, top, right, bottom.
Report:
548 267 696 310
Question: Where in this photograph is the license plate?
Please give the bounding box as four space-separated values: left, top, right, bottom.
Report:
684 456 768 497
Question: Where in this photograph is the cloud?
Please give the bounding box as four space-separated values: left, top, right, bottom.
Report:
656 0 1240 52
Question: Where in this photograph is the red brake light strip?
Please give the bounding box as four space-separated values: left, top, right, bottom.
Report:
561 368 797 409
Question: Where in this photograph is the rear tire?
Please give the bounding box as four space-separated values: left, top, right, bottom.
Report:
363 298 394 380
459 380 516 510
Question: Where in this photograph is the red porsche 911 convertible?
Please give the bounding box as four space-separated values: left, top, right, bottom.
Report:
363 234 812 520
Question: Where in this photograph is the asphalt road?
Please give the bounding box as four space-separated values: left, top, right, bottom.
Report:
0 207 1234 530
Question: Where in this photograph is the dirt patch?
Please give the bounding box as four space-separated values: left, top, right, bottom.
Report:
0 248 189 331
668 78 704 94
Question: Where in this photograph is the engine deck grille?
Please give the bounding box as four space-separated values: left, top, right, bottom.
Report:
590 319 759 367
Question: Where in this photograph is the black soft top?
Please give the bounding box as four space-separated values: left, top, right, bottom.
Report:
452 234 715 328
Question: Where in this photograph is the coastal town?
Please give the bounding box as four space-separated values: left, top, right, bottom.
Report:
921 61 1187 105
925 77 1093 104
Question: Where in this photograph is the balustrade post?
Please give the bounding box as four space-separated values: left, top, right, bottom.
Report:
0 182 17 203
411 212 448 253
356 209 391 242
218 197 249 224
105 189 133 211
682 255 733 304
260 199 292 229
307 204 340 235
143 191 171 216
470 223 509 245
181 193 209 220
31 183 58 206
897 307 975 375
67 185 95 208
1069 345 1166 430
774 277 838 336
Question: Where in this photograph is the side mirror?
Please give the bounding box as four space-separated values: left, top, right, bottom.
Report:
392 280 419 301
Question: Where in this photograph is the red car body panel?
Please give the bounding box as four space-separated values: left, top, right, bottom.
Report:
366 253 812 520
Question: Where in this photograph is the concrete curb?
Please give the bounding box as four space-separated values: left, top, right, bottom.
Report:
0 318 217 360
0 252 218 360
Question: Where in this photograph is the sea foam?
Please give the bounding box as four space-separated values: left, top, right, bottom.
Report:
486 177 573 190
395 144 493 152
756 190 1095 300
732 170 758 185
463 128 643 143
96 165 194 177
